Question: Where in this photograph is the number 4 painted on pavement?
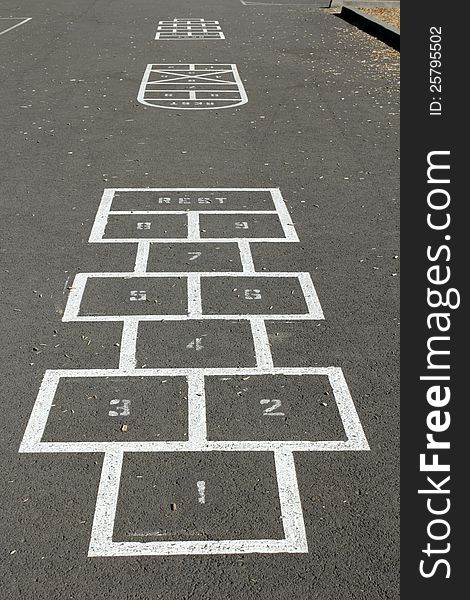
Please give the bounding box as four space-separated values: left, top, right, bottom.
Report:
186 336 206 351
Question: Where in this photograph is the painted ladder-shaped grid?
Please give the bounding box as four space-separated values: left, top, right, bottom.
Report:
155 19 225 40
20 188 369 556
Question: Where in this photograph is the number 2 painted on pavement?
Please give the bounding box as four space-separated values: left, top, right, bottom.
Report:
260 399 285 416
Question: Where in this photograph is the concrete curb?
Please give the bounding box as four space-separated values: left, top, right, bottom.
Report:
339 5 400 50
331 1 400 8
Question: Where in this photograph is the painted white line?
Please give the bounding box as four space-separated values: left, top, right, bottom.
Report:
0 17 31 37
134 241 150 273
137 64 248 110
89 189 114 243
25 439 366 454
94 237 295 244
187 212 200 240
298 272 325 319
109 210 278 215
88 451 124 556
238 240 255 272
62 273 88 322
275 450 308 552
90 536 298 556
240 0 316 5
18 370 61 453
21 367 345 378
271 188 299 242
63 270 320 278
251 318 274 369
329 367 370 450
188 371 207 444
67 314 322 322
119 319 139 371
187 274 202 318
99 188 278 192
197 481 206 504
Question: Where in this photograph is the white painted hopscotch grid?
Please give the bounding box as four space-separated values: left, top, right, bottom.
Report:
155 19 225 40
137 64 248 110
20 187 369 557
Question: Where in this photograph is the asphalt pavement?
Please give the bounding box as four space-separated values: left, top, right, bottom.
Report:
0 1 400 598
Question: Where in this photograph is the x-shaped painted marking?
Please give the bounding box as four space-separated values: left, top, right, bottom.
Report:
147 69 236 86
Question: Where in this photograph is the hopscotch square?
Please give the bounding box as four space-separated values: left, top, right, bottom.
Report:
199 213 287 239
200 273 324 319
102 214 188 239
146 243 244 272
37 375 188 445
109 189 276 212
136 320 258 368
89 188 298 243
201 275 308 315
88 449 308 556
66 274 188 320
112 452 284 542
19 370 199 454
205 374 346 442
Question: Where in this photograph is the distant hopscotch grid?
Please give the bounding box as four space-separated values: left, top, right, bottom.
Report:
155 19 225 40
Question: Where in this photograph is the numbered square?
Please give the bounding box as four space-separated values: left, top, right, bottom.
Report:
200 214 286 239
77 276 187 317
103 214 187 239
201 276 309 316
136 320 257 368
41 375 188 443
112 452 284 542
146 243 243 272
205 374 347 442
